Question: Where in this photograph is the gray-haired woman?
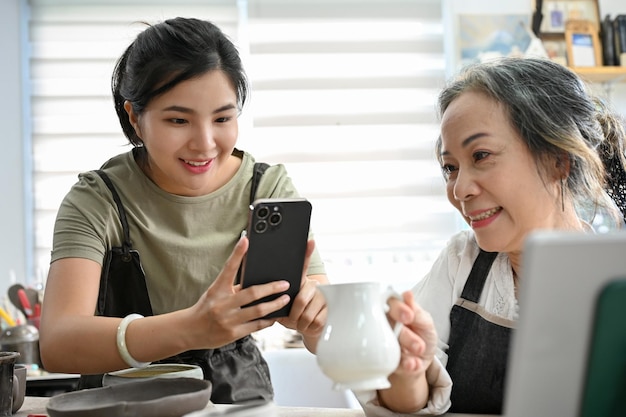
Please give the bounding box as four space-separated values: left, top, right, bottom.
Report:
360 57 626 415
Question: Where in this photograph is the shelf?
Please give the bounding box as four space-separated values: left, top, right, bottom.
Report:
570 66 626 84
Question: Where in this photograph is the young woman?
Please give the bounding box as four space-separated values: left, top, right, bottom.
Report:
359 57 626 415
39 17 328 403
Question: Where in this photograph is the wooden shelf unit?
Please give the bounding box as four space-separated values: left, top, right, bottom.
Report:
570 66 626 84
535 0 626 85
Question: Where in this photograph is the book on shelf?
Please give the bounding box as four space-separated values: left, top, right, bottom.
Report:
613 14 626 66
601 14 615 66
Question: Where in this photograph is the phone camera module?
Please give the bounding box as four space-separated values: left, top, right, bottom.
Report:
257 206 270 219
254 220 268 233
269 212 282 226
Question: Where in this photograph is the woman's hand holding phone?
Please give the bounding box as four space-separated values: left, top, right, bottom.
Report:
188 236 291 349
186 198 328 352
277 239 329 352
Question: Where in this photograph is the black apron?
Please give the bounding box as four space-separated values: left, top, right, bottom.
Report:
78 167 273 404
446 250 515 414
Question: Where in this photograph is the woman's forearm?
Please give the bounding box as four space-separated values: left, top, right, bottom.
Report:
377 372 430 413
40 310 190 374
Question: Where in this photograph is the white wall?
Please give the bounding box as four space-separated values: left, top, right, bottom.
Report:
0 0 30 298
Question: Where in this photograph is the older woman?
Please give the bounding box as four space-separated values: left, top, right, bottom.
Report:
362 57 626 415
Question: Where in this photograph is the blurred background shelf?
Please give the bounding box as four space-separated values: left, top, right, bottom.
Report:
570 66 626 83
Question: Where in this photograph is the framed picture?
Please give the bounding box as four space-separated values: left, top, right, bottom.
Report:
565 19 602 67
457 14 531 70
442 0 532 77
540 0 600 34
543 39 568 66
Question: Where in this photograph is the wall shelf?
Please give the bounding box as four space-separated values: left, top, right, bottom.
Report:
570 66 626 84
535 0 626 87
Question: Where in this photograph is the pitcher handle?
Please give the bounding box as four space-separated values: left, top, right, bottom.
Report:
381 286 404 337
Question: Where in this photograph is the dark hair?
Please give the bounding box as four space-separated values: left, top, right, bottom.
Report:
111 17 249 147
435 57 626 225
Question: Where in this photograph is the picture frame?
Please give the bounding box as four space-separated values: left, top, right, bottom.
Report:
540 0 600 34
443 1 532 78
542 39 568 66
565 19 602 67
457 14 531 71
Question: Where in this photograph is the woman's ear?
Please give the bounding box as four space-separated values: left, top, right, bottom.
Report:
555 152 571 180
123 101 141 137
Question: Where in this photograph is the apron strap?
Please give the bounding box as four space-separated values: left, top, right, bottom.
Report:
235 162 269 285
95 170 132 251
460 250 498 303
250 162 269 205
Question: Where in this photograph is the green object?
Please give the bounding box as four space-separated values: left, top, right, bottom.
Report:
580 279 626 417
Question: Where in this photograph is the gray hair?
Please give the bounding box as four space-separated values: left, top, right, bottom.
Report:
436 57 626 227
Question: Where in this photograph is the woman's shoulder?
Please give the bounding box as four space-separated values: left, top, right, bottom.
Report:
240 151 296 198
415 230 481 290
63 151 137 201
441 230 510 276
53 151 146 226
445 229 481 260
67 157 127 202
56 154 135 217
415 230 479 287
242 151 287 175
95 149 144 184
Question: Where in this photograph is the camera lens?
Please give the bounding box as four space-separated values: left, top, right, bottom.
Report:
269 212 282 226
254 220 268 233
257 206 270 219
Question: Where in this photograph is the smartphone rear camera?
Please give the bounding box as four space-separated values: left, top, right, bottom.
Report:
254 220 268 233
269 212 282 226
257 206 270 219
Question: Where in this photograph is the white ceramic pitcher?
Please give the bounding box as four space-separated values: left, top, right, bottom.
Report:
316 282 402 391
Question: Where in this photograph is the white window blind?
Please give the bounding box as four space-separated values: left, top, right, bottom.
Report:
29 0 458 291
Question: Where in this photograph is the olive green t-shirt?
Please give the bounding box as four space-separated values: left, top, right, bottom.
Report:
50 149 325 314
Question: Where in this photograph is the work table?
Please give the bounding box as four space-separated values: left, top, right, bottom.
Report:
16 396 494 416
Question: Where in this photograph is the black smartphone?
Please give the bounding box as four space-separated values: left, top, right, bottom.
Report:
240 198 312 318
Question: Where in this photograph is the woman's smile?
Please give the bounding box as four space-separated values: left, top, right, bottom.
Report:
180 158 214 174
467 207 502 228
